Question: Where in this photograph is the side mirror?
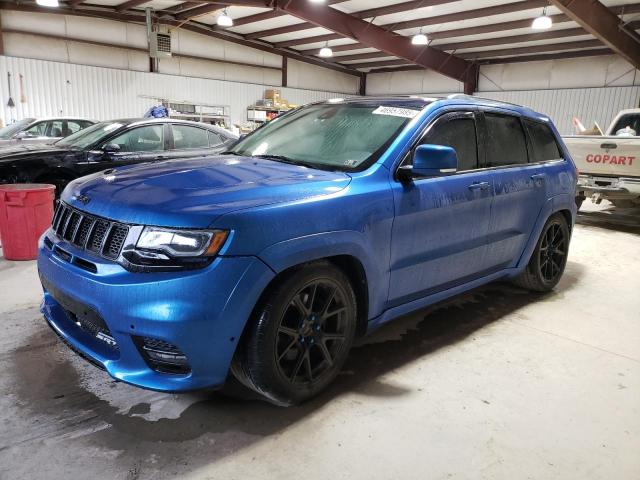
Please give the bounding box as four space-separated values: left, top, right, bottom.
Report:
398 144 458 181
14 131 29 140
102 143 121 153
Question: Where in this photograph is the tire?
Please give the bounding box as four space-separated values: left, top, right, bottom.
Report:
231 262 357 406
512 213 570 292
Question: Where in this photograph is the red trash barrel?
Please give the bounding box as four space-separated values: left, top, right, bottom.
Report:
0 184 56 260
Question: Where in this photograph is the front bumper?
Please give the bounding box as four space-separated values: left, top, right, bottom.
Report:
38 229 274 392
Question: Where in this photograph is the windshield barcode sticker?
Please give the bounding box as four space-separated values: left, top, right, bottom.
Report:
372 106 419 118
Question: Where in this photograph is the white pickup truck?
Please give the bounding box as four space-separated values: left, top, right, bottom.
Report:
563 108 640 209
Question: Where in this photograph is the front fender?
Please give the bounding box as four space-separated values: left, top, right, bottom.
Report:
257 230 388 320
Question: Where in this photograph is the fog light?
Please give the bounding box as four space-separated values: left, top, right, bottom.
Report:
134 336 191 374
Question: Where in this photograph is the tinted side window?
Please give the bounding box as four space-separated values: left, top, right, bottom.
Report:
173 125 209 149
67 121 85 135
208 131 225 147
421 116 478 171
47 121 64 137
525 120 561 162
25 122 47 136
108 125 164 152
484 113 528 167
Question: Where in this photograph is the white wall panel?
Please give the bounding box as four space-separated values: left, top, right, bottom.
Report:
286 59 359 95
479 55 640 91
366 69 464 95
0 56 351 127
476 86 640 135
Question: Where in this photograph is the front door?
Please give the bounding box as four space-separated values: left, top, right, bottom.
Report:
88 124 167 173
388 111 495 307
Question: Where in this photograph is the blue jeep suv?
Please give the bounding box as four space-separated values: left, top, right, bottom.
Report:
38 95 577 405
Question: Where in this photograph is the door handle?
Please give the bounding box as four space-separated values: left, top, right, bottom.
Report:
468 181 490 191
531 173 545 186
600 142 617 149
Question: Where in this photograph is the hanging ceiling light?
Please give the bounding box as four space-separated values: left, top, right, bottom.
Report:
217 9 234 27
411 28 428 45
36 0 59 6
532 7 552 30
319 42 333 57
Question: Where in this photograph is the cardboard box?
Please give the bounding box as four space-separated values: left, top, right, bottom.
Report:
265 89 281 101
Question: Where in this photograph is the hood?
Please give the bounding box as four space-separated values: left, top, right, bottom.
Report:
62 155 352 227
0 143 68 162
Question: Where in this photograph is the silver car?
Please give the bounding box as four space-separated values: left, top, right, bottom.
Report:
0 117 95 147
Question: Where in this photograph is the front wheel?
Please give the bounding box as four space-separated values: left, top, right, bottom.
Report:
231 262 357 405
512 213 570 292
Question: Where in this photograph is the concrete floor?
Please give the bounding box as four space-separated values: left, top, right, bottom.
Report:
1 201 638 480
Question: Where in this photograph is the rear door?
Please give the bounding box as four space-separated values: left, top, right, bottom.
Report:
388 110 495 306
480 111 550 270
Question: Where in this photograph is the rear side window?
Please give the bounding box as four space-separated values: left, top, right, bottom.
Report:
525 120 562 162
484 113 528 167
422 116 478 171
208 131 225 147
173 125 209 149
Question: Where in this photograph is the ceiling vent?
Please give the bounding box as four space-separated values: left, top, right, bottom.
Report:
149 32 172 58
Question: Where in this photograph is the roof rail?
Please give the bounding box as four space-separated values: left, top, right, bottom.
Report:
446 93 525 108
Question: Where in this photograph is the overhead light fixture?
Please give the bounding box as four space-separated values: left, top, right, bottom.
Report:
319 42 333 57
36 0 59 6
411 28 428 45
217 9 233 27
309 0 326 3
532 7 552 30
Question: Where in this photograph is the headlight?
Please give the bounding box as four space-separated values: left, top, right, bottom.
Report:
136 227 228 257
120 227 229 272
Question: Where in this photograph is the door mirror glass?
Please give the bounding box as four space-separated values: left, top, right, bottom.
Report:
410 144 458 178
102 143 121 153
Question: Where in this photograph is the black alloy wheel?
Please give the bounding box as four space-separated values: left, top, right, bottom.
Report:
538 221 567 284
275 279 350 385
512 213 570 292
231 262 357 405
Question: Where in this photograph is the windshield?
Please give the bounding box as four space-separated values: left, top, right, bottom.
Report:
56 121 125 149
0 118 35 139
228 103 418 171
611 114 640 136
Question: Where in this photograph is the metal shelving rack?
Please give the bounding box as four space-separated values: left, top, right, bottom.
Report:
139 95 231 128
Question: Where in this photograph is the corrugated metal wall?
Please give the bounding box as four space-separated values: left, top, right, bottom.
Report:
0 55 349 126
477 87 640 135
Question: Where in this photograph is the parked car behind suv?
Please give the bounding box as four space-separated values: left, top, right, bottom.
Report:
0 117 95 147
0 118 238 194
38 96 577 405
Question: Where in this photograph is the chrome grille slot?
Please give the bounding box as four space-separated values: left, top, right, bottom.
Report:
49 202 130 262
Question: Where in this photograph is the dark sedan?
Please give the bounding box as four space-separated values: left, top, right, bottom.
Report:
0 118 238 194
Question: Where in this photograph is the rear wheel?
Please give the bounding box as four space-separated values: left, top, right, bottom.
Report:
512 213 570 292
232 262 357 405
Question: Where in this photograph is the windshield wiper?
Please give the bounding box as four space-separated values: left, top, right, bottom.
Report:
253 154 324 170
221 150 242 155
